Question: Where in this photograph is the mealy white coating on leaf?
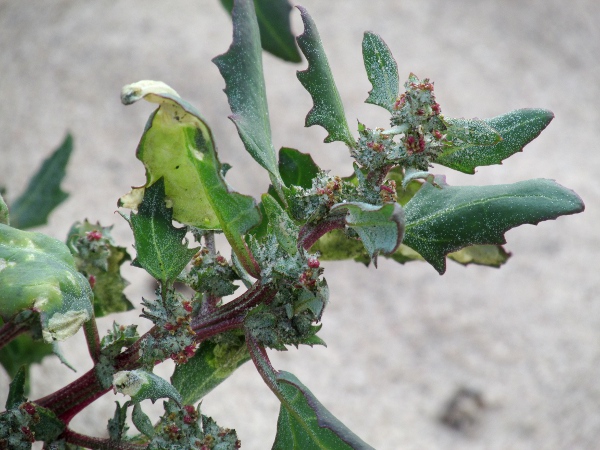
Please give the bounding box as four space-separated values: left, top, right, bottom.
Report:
43 309 91 342
113 370 147 396
0 258 15 271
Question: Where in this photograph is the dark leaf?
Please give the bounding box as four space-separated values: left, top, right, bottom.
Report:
273 371 374 450
403 178 585 274
132 403 155 438
30 404 65 442
279 147 320 189
5 366 26 409
220 0 301 62
10 134 72 229
0 334 53 393
126 179 197 284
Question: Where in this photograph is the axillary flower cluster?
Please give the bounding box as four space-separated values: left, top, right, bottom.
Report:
353 73 448 173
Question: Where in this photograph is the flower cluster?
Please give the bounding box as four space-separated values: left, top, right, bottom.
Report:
148 401 240 450
352 74 449 173
140 288 197 366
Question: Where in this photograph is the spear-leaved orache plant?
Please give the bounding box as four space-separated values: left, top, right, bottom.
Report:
0 0 585 448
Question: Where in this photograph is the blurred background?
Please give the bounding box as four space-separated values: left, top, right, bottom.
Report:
0 1 599 448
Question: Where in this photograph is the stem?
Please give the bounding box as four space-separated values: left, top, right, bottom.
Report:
0 320 27 350
201 231 220 314
83 316 101 364
35 368 108 423
246 331 278 392
298 214 347 251
62 428 146 450
191 281 276 331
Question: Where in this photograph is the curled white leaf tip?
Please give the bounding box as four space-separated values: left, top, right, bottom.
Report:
121 80 179 105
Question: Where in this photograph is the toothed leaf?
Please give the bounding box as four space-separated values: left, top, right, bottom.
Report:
10 134 72 230
296 6 354 146
403 179 584 274
126 179 196 284
436 109 554 174
213 0 283 190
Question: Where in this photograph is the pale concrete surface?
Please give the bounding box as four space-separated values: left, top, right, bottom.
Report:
0 1 599 449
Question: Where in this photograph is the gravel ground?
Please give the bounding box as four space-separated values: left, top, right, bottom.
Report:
1 1 599 449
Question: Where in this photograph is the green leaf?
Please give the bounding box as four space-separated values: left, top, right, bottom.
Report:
171 339 250 405
279 147 320 189
29 404 65 442
107 401 130 441
262 193 299 255
272 371 374 450
113 369 182 406
403 179 585 274
120 80 261 278
0 224 93 342
247 337 373 449
213 0 283 190
330 202 405 265
132 403 155 438
125 179 196 284
0 193 8 225
435 109 554 174
362 32 399 112
296 6 354 147
443 117 502 146
220 0 301 63
448 244 511 268
0 335 53 394
10 134 72 229
310 229 368 263
6 366 26 409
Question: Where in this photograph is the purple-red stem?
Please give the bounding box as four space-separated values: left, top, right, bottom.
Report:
298 214 347 251
62 428 146 450
0 320 27 350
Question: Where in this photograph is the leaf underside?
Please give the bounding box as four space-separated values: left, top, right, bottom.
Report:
10 134 73 229
213 0 283 189
403 179 584 273
0 223 93 342
436 109 554 174
330 202 405 265
296 6 354 147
